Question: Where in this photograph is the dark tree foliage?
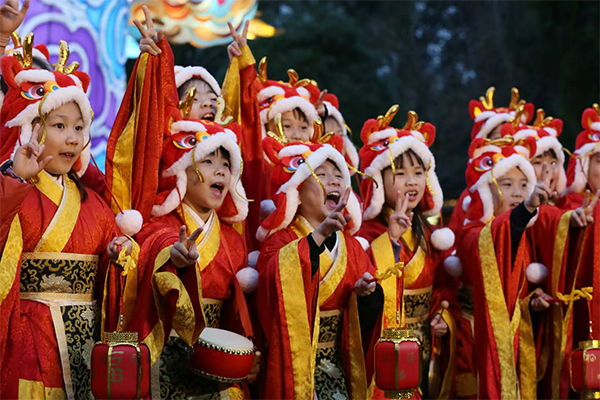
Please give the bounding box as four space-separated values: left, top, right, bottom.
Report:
168 0 599 200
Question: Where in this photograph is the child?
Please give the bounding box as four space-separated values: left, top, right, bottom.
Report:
255 129 378 399
0 38 127 399
356 106 457 399
106 12 257 398
457 135 592 399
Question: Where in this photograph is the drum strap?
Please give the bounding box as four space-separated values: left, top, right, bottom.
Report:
220 232 254 339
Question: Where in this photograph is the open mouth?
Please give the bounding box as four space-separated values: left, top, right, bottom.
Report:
406 190 419 201
510 202 521 208
59 151 76 161
326 191 341 208
202 112 215 121
209 182 225 197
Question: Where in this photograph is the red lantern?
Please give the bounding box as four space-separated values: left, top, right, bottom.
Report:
374 328 421 399
571 340 600 398
190 327 255 382
91 332 151 399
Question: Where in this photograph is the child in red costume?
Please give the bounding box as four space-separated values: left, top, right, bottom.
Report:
255 124 378 399
356 106 457 399
0 37 128 399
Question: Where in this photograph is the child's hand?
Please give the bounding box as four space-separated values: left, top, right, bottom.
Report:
354 272 376 296
570 189 600 227
133 5 164 56
227 20 249 61
430 313 449 337
529 288 553 312
388 191 413 243
12 124 52 181
314 90 328 117
0 0 29 39
313 187 351 246
246 351 261 383
524 162 556 212
107 236 132 260
170 225 202 268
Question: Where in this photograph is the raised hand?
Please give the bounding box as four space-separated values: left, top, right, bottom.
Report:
227 20 249 61
354 272 376 297
388 191 413 243
170 225 203 268
525 162 557 212
0 0 29 39
570 189 600 227
107 235 132 260
12 124 52 181
133 5 164 55
315 89 328 117
530 288 553 312
313 187 351 246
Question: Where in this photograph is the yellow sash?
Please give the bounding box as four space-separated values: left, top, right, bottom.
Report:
0 215 22 307
179 206 221 271
33 171 81 253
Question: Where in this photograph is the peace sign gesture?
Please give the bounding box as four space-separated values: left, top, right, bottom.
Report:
388 191 413 243
227 20 249 61
570 189 600 227
12 124 52 181
525 162 557 212
133 5 164 56
313 187 352 246
315 89 328 117
0 0 29 39
170 225 203 268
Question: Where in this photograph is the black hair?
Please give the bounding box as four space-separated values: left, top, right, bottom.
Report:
68 170 88 202
291 107 308 123
177 78 216 101
392 148 425 170
535 149 558 159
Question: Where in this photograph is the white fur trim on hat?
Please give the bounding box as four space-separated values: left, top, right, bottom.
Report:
363 136 443 220
258 86 285 102
324 101 347 136
472 145 502 159
257 144 361 241
526 262 547 284
237 267 259 293
14 69 56 85
470 153 537 223
591 122 600 132
171 120 206 134
367 128 398 145
567 141 600 194
476 112 513 139
430 228 454 251
462 195 471 212
260 199 276 221
444 255 463 278
343 136 359 169
262 96 320 129
355 236 370 251
152 130 248 222
174 65 221 96
116 209 144 236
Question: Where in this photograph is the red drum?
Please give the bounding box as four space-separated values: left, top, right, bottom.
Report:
190 327 254 382
571 340 600 398
91 332 151 399
374 328 421 399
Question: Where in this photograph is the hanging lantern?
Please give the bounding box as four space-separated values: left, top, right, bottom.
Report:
190 327 255 382
571 340 600 398
374 328 422 399
91 332 151 399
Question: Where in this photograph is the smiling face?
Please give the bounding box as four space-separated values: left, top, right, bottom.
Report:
183 147 232 221
267 109 311 142
297 160 345 227
382 150 427 212
324 116 344 137
36 101 85 175
531 150 559 191
490 166 529 216
179 78 218 121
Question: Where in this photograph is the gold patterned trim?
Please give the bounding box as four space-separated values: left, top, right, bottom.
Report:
317 340 336 349
50 303 75 400
0 216 22 306
319 234 347 306
319 309 342 317
455 373 478 397
203 298 223 305
189 367 248 383
18 379 66 400
20 292 93 302
405 314 429 324
404 286 432 296
21 252 99 262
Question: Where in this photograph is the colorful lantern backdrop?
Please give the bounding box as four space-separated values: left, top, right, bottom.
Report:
13 0 274 170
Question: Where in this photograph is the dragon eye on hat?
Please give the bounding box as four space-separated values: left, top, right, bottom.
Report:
282 155 305 173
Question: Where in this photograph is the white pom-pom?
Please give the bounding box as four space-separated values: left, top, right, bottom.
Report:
526 263 547 284
237 267 259 293
462 195 471 212
247 250 259 269
354 236 370 251
260 199 276 221
116 209 143 236
431 228 455 251
444 256 463 278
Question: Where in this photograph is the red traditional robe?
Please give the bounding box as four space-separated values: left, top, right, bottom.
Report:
457 205 572 400
358 214 458 400
0 172 120 399
126 205 249 398
256 216 373 399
